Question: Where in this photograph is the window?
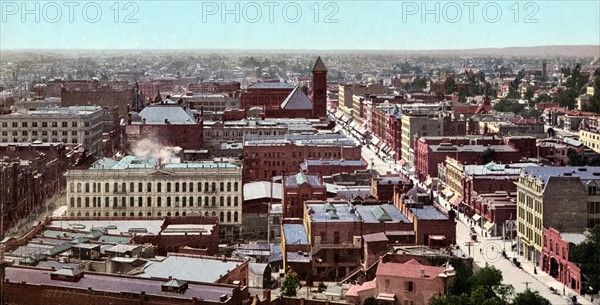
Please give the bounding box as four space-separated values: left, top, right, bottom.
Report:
212 182 216 192
175 182 179 192
105 183 109 192
157 183 162 192
234 197 239 206
167 182 171 192
167 197 172 207
147 182 152 192
234 182 238 192
404 281 414 292
227 182 231 192
220 196 224 206
147 197 152 207
227 196 231 206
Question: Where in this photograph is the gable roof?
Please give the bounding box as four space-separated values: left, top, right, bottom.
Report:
281 87 313 110
312 57 327 72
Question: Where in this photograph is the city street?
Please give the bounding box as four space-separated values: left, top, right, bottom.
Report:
331 114 593 304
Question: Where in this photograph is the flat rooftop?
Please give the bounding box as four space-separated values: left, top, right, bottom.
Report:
140 254 243 283
48 219 165 236
5 266 237 302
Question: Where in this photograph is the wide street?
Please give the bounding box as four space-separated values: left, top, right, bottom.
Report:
332 113 594 305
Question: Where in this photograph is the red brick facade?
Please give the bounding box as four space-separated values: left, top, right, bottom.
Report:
541 227 582 293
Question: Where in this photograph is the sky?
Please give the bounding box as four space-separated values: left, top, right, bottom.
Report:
0 0 598 50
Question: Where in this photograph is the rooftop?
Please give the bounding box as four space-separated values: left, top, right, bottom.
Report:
522 166 600 188
243 181 282 201
131 105 198 125
244 133 358 147
463 162 538 176
409 206 448 220
247 82 295 90
430 144 516 153
282 224 309 245
140 254 243 283
376 259 446 279
5 266 237 302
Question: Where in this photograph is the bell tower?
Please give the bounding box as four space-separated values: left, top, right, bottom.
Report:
311 57 328 118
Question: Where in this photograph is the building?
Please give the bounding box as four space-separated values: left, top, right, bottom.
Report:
203 119 288 149
579 116 600 154
393 186 456 247
345 259 455 305
541 227 585 294
65 156 243 240
400 112 466 166
300 159 368 177
282 173 327 218
371 176 413 203
311 56 328 119
516 166 600 266
443 158 536 221
0 106 105 156
60 81 135 119
122 104 203 151
338 83 387 119
171 93 240 113
0 143 68 236
301 201 414 280
4 265 250 305
240 82 295 110
243 133 361 183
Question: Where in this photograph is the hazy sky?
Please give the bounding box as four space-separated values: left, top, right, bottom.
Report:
1 0 598 50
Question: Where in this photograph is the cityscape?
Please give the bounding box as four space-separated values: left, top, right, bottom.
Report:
1 1 600 305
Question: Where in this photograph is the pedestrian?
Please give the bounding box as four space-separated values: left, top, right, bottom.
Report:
480 248 483 254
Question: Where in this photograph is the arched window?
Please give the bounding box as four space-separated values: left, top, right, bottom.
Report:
130 212 134 217
167 212 172 216
77 183 81 192
175 212 180 216
105 212 109 217
234 197 239 206
70 212 75 217
85 197 90 207
70 183 74 192
147 182 152 192
157 212 162 217
85 212 89 216
234 182 239 192
212 182 216 192
220 212 224 222
227 211 231 222
227 196 231 206
220 196 224 206
227 182 231 192
234 211 238 223
70 198 75 207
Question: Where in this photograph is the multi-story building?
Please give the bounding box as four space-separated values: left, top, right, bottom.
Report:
122 104 203 151
171 93 240 113
240 82 295 110
443 157 536 216
579 116 600 154
0 143 69 236
282 173 327 218
243 133 361 183
65 156 243 240
0 106 104 156
60 81 135 119
516 166 600 266
338 83 387 119
400 112 466 166
203 119 288 148
300 159 368 177
541 227 585 294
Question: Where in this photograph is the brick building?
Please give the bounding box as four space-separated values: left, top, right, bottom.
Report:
301 201 414 280
300 159 368 177
414 136 535 179
0 143 68 236
188 81 241 94
60 82 135 119
541 227 584 294
240 82 295 110
282 173 327 219
243 134 361 183
371 176 413 203
4 265 249 305
393 186 456 247
122 104 203 151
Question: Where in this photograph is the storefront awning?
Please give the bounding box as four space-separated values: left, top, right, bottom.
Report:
441 188 454 198
449 194 461 206
472 214 481 222
429 235 447 241
398 159 406 167
483 222 494 231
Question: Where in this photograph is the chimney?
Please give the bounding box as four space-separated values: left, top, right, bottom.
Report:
421 268 425 277
127 105 132 125
164 119 170 124
142 118 146 125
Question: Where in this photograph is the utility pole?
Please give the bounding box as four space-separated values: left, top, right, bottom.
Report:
523 281 532 290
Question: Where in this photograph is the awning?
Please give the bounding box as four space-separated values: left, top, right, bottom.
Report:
398 159 406 167
376 293 396 302
472 214 481 222
429 235 447 241
371 136 380 146
441 188 454 198
389 151 397 157
449 194 461 206
483 222 494 231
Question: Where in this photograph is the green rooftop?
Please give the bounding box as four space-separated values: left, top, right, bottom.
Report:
371 206 392 222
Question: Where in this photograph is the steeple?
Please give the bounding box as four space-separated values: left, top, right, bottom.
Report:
312 56 328 72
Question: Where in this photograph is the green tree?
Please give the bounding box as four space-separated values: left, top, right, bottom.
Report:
355 73 363 81
445 77 456 94
512 289 551 305
570 226 600 293
480 148 497 164
364 297 380 305
280 270 301 297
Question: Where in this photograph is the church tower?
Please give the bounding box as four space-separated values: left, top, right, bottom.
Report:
311 57 328 118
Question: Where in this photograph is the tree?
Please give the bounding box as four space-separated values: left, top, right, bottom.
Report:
512 289 551 305
480 148 497 164
280 270 301 297
570 226 600 294
445 77 456 94
364 297 380 305
355 73 363 81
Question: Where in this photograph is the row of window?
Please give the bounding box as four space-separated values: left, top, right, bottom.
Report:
69 210 239 223
2 130 82 137
70 181 240 193
69 195 240 208
588 202 600 214
1 121 89 128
